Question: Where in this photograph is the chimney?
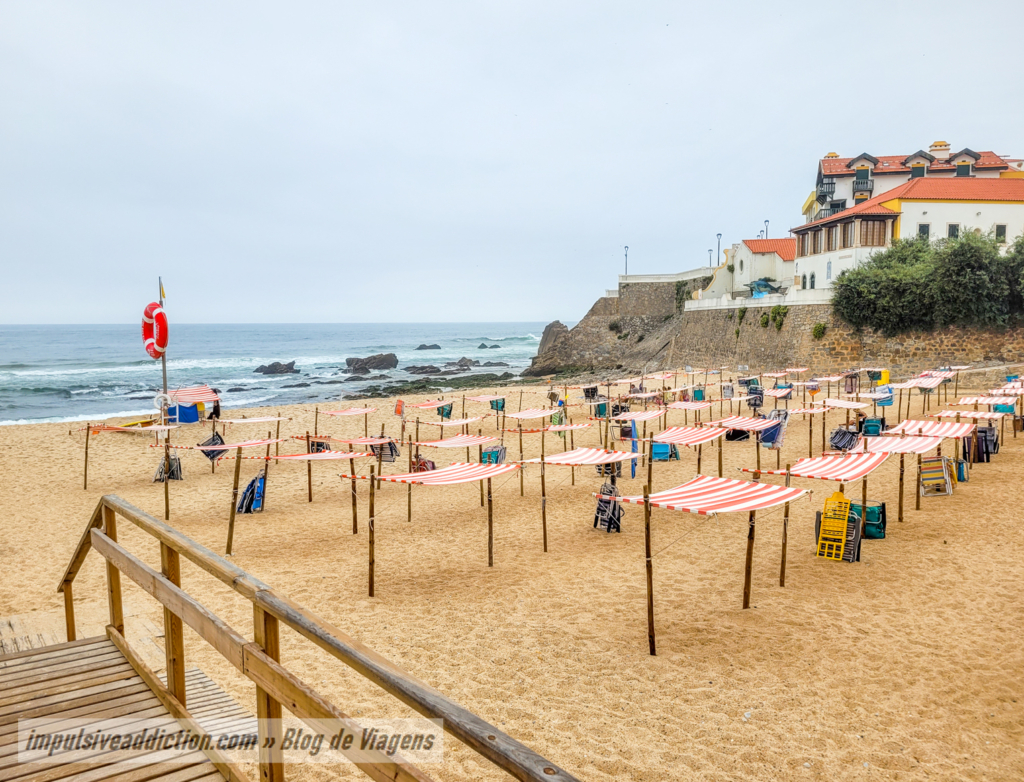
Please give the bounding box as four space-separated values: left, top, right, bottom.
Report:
929 140 951 160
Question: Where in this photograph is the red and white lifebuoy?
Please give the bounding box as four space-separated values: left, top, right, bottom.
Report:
142 302 169 359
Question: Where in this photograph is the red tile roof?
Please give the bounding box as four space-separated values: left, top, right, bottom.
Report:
820 150 1009 177
742 238 796 261
792 177 1024 233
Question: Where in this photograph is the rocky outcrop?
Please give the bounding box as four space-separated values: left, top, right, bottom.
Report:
524 321 574 376
415 344 441 350
345 353 398 374
478 343 501 349
405 365 441 375
482 361 509 367
254 361 298 374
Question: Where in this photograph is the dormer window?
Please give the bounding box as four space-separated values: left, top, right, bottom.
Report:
911 164 925 179
956 162 972 177
855 168 870 181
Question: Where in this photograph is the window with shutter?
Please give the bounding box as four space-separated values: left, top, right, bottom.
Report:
918 224 930 239
910 165 925 178
947 224 959 239
956 163 971 177
996 225 1007 243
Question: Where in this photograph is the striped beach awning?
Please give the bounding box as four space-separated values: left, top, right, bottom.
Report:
813 374 848 383
218 416 291 424
763 388 793 399
851 436 942 455
170 385 220 404
844 392 892 400
505 408 556 420
954 397 1017 406
322 407 377 416
613 410 666 422
742 452 889 482
345 462 520 485
785 367 809 373
547 422 591 432
90 424 179 433
886 420 976 438
603 475 808 515
708 415 780 432
815 398 868 409
921 370 957 379
761 372 789 378
222 451 374 461
465 394 505 402
667 401 712 411
912 376 945 389
414 433 497 448
521 447 637 465
328 436 395 446
992 387 1024 396
786 407 832 415
654 426 726 447
931 410 1005 420
405 401 451 410
627 391 663 399
418 417 484 427
193 438 285 451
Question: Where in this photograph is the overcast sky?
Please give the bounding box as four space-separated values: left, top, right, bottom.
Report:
2 1 1022 324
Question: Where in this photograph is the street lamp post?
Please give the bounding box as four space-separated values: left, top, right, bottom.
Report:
716 233 722 267
765 220 769 239
708 249 712 269
625 246 629 276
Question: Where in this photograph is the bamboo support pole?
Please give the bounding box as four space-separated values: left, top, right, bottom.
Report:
540 454 548 553
226 447 242 555
350 454 358 533
780 466 791 586
368 465 375 597
644 485 656 656
487 478 494 567
83 423 91 490
305 432 313 502
742 510 756 609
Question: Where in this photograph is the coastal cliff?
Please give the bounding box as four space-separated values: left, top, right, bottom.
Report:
527 287 1024 377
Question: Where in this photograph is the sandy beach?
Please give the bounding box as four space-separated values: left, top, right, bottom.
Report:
1 381 1022 781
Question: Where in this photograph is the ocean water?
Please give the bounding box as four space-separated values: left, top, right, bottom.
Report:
0 323 548 425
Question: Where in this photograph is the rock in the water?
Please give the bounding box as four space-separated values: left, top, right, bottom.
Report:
482 361 509 367
415 344 441 350
523 321 570 377
226 387 248 392
478 343 490 349
456 357 480 367
405 365 441 375
281 382 311 388
346 353 399 373
254 360 298 375
488 344 501 349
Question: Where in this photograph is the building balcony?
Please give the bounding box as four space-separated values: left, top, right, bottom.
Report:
815 206 844 219
815 179 836 203
852 179 874 194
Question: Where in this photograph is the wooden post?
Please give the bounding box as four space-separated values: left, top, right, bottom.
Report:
822 407 827 452
349 454 358 534
305 431 313 502
570 428 576 485
164 428 171 521
83 423 91 490
368 465 376 597
755 431 761 471
518 390 524 412
478 428 485 506
161 542 186 706
915 453 922 510
378 424 385 486
646 436 653 491
314 406 319 436
461 394 466 418
897 388 903 424
718 436 723 477
253 605 284 782
780 466 791 587
743 510 756 609
487 477 494 567
103 505 124 635
861 477 868 538
262 433 272 510
808 412 814 457
540 455 548 553
62 582 76 642
275 415 281 462
364 412 369 438
407 435 413 523
697 442 702 474
644 486 656 656
898 453 905 522
518 422 524 496
227 447 242 555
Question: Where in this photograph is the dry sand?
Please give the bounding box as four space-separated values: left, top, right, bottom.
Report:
1 382 1022 781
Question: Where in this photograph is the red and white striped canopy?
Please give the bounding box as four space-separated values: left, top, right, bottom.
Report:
548 422 591 432
955 397 1017 406
654 426 726 447
763 388 792 398
886 420 975 437
931 410 1005 420
323 408 376 416
992 387 1024 396
414 433 497 448
852 436 942 455
612 410 666 422
761 372 789 378
785 367 808 373
921 370 957 379
607 475 808 516
91 424 178 433
912 376 945 389
170 385 220 404
219 416 291 424
627 391 663 399
330 436 395 446
667 401 712 411
505 408 555 420
814 375 848 383
419 416 484 427
722 395 756 403
815 398 868 409
787 407 831 415
644 373 675 381
405 400 451 410
521 447 637 465
858 367 887 372
223 451 374 462
357 462 520 486
844 392 892 401
194 438 285 451
889 380 920 390
743 452 889 482
708 415 780 432
465 394 505 402
949 365 972 370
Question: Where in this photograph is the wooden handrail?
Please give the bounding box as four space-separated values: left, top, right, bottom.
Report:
60 495 580 782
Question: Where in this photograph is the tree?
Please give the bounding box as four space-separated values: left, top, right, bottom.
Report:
931 233 1007 327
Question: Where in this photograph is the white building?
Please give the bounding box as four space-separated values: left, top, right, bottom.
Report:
725 239 796 297
790 177 1024 291
801 141 1024 224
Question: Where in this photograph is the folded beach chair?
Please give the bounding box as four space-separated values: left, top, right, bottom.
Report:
829 428 860 452
725 428 750 442
197 432 227 462
761 410 789 450
747 390 764 410
236 470 265 514
583 386 599 402
490 398 506 412
481 445 506 464
412 457 436 473
815 492 862 563
152 453 183 483
596 462 623 478
919 456 952 497
438 403 452 420
594 482 623 533
861 417 884 437
651 442 680 462
310 438 331 453
850 500 887 539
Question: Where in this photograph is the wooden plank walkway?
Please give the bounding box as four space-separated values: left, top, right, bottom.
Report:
0 637 244 782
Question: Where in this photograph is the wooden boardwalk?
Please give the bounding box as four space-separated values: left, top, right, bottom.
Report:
0 636 242 782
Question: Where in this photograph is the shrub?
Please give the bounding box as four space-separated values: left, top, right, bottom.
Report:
727 263 735 274
728 312 734 320
734 328 740 339
617 332 630 340
759 312 770 328
608 320 622 333
737 307 748 325
770 305 789 331
812 322 827 340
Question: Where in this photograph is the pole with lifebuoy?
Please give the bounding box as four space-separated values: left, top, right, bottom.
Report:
143 281 171 518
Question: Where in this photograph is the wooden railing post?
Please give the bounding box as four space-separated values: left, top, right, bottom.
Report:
62 582 76 642
253 605 284 782
103 505 124 635
161 542 186 706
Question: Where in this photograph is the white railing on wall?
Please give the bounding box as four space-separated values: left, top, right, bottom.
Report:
683 288 834 311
